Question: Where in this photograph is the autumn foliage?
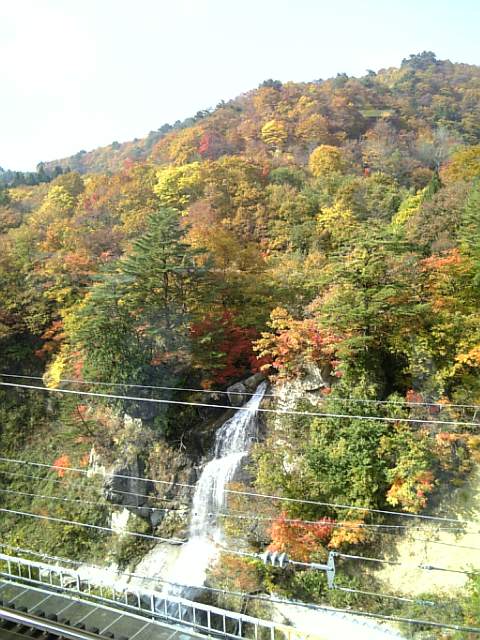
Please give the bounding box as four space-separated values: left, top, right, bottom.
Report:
386 471 435 513
268 512 335 561
254 307 339 381
51 454 71 478
328 521 371 549
191 311 263 386
209 554 264 593
3 54 480 602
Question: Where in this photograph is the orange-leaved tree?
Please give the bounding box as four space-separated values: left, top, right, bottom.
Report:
254 307 339 381
268 512 335 561
52 454 71 478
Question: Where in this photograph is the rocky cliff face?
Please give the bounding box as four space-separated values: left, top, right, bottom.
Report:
97 374 266 537
273 363 332 411
226 373 266 406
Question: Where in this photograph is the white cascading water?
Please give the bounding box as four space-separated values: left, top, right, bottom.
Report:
162 381 268 593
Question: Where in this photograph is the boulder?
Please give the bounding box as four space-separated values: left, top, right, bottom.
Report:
104 457 151 508
226 382 247 407
243 372 266 392
150 508 166 528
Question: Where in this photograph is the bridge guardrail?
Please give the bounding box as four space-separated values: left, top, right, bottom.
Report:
0 553 324 640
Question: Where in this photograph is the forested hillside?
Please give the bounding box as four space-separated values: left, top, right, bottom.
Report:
42 51 480 175
2 51 480 636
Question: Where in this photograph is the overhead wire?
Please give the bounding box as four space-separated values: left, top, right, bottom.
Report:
2 382 478 616
2 371 480 410
6 509 436 580
334 551 478 576
1 543 476 635
330 586 436 607
1 380 479 429
214 511 480 535
0 473 476 535
0 468 475 536
0 541 439 610
410 536 480 552
0 468 191 507
0 373 277 399
225 546 478 577
0 507 185 545
1 373 478 623
1 455 477 528
0 487 174 515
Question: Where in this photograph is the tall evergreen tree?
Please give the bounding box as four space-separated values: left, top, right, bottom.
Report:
313 225 425 386
459 180 480 285
66 208 208 384
120 207 207 349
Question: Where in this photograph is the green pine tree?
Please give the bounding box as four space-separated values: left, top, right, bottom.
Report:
120 207 207 349
459 180 480 285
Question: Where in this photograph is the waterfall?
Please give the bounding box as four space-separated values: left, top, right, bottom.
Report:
162 381 267 593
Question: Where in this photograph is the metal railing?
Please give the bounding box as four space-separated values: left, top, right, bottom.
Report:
0 553 324 640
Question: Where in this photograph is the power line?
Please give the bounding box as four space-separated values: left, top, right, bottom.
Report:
0 373 277 399
214 511 480 535
331 586 437 607
226 547 479 589
217 488 478 526
0 541 451 618
0 488 175 515
1 472 476 536
410 536 480 552
0 540 437 610
0 456 196 490
3 372 480 410
0 507 185 545
227 546 477 576
2 472 475 540
1 455 477 527
2 380 479 429
2 543 475 635
0 468 191 507
334 551 478 576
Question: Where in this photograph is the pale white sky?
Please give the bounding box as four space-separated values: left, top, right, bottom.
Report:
1 0 479 170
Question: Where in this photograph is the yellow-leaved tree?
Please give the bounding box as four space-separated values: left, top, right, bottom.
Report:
308 144 346 177
261 119 288 150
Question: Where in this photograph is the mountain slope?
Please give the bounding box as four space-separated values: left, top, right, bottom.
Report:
42 52 480 177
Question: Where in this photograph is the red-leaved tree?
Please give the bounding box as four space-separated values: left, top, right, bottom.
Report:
191 311 264 387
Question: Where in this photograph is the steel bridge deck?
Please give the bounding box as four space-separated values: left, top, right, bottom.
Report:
0 579 204 640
